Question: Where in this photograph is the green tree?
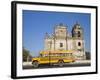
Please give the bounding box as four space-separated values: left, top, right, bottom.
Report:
23 48 32 62
85 51 91 60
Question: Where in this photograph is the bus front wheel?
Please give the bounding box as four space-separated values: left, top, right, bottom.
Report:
32 61 39 68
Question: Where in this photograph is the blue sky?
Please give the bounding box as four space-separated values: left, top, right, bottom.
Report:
23 10 91 57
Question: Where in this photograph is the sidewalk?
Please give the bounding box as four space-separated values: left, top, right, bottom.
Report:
23 62 32 66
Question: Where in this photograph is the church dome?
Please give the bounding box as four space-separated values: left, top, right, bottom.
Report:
55 23 67 29
73 22 81 29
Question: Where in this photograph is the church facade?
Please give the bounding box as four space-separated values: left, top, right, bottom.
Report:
44 23 86 60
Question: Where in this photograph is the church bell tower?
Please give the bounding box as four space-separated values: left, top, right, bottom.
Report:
72 22 86 60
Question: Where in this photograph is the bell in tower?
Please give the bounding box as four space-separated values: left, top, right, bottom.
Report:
72 22 83 39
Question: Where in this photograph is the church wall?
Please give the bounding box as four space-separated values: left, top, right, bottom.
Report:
67 39 73 50
55 39 67 50
44 38 52 50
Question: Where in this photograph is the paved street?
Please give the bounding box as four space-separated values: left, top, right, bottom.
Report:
23 60 91 69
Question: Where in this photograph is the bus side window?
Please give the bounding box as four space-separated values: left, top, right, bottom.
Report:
44 54 49 57
66 53 68 56
56 53 59 57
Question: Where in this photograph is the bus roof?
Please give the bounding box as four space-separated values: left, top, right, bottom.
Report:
40 50 74 54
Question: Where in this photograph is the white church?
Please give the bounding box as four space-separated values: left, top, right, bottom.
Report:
44 22 86 60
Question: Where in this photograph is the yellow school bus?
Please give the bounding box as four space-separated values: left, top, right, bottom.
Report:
32 50 75 67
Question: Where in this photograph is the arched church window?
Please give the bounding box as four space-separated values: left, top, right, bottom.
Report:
60 43 63 47
78 42 81 46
